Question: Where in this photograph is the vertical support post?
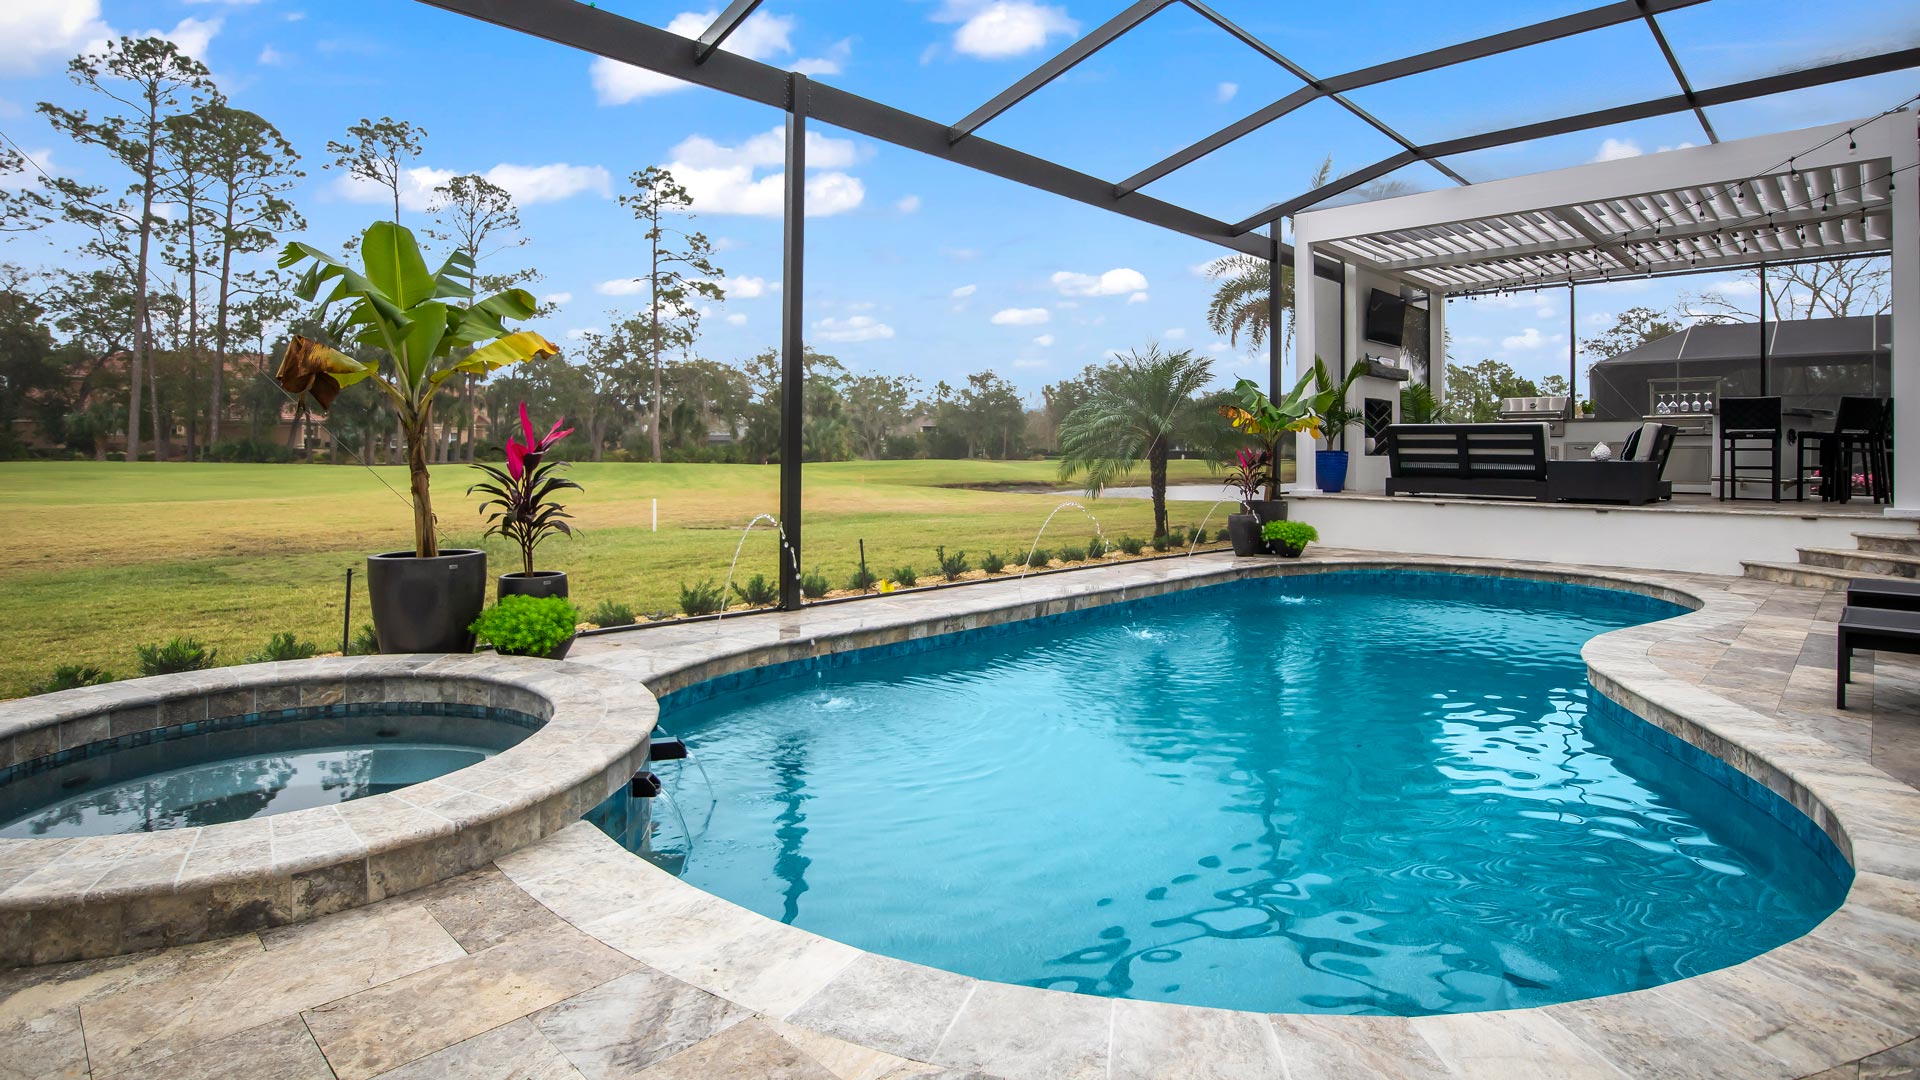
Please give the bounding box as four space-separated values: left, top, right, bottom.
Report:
1758 262 1770 396
1428 290 1447 409
779 73 807 608
1888 129 1918 514
1267 231 1285 397
1292 237 1319 492
1568 283 1577 415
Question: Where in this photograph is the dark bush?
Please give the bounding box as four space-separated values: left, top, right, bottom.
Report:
1057 544 1086 563
1167 527 1187 548
845 566 880 591
1087 535 1109 559
29 665 113 695
348 622 380 655
1024 548 1051 568
1118 536 1145 555
981 551 1007 574
246 632 318 663
204 438 295 464
587 600 637 627
731 573 778 606
679 579 726 616
800 567 831 598
935 545 969 581
891 565 919 587
1150 534 1172 552
137 637 217 676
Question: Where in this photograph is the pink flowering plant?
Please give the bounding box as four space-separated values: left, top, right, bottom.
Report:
1225 448 1272 513
469 403 581 577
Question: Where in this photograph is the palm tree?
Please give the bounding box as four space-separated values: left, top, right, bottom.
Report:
1057 344 1224 539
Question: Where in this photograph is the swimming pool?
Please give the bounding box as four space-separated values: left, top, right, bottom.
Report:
592 570 1849 1016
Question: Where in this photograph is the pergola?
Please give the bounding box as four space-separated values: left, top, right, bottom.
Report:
1289 118 1916 497
418 0 1920 601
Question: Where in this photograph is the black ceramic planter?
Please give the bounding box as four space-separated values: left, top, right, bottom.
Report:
366 549 487 654
1227 514 1264 557
499 570 568 600
1247 499 1287 524
1277 543 1306 559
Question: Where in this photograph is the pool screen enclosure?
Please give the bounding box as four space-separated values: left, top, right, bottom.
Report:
414 0 1920 602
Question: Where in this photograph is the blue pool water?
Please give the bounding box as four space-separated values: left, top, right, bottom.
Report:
0 704 536 837
594 571 1850 1015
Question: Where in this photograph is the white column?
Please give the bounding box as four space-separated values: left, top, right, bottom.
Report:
1292 240 1319 492
1429 290 1447 411
1890 122 1920 517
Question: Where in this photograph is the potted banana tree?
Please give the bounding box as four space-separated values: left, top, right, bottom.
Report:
276 221 557 653
1220 370 1319 523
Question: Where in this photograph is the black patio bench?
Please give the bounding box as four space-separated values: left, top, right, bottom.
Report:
1837 605 1920 708
1384 423 1550 500
1846 578 1920 613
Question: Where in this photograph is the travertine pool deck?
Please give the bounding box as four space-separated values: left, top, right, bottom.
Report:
7 551 1920 1079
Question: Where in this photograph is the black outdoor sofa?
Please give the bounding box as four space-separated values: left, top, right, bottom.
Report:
1383 422 1675 505
1836 579 1920 708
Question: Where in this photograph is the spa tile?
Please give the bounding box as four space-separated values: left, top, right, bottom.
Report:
586 902 860 1017
362 1018 585 1080
1108 998 1286 1080
784 952 977 1062
415 866 567 953
1264 1013 1452 1080
931 981 1110 1080
532 965 751 1078
1410 1010 1630 1079
79 904 462 1074
92 1015 332 1080
633 1018 839 1080
302 922 635 1080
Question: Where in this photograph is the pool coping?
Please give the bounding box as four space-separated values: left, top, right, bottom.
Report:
527 551 1920 1078
0 653 660 966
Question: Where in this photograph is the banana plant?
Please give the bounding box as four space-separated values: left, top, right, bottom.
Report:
275 221 558 558
1219 368 1320 500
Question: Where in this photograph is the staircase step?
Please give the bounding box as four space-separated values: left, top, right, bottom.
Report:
1741 560 1914 591
1854 532 1920 556
1799 547 1920 578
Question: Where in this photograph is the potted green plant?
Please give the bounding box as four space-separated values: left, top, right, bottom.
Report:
275 222 556 653
471 594 580 660
1261 519 1318 558
1224 448 1272 557
470 402 580 600
1307 358 1366 495
1220 371 1319 523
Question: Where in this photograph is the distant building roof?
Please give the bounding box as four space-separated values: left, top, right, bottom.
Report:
1594 314 1891 368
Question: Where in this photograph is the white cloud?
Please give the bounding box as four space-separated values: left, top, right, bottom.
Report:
814 315 894 342
992 307 1050 326
564 327 601 341
1206 341 1232 354
0 3 229 76
592 10 793 103
257 44 283 65
895 194 922 214
155 16 221 60
1164 327 1186 340
333 161 612 212
597 278 649 297
663 127 867 217
1216 82 1238 103
1032 333 1055 347
1127 292 1150 304
1052 267 1149 297
950 284 978 298
0 147 52 189
543 292 573 306
934 1 1078 59
1594 138 1643 163
724 275 771 298
726 313 748 326
1501 327 1564 351
792 37 852 76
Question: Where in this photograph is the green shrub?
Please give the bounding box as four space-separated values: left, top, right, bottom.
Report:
29 665 114 695
845 566 881 591
137 637 217 676
935 545 969 581
1118 535 1145 556
587 600 637 627
800 567 831 599
347 622 380 655
470 595 580 657
203 437 294 464
1057 544 1086 563
1023 548 1050 568
1261 520 1319 551
1167 527 1187 548
246 632 318 664
679 579 727 616
981 551 1007 574
1149 533 1172 553
1086 535 1109 559
1192 527 1209 545
891 565 919 587
731 573 779 607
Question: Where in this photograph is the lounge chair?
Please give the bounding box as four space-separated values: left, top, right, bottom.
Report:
1836 605 1920 708
1546 421 1676 505
1846 578 1920 613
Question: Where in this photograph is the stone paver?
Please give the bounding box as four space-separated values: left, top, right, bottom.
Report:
5 552 1920 1079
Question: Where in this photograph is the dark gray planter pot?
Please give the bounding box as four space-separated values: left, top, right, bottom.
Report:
1248 499 1287 524
498 570 568 600
1226 514 1264 557
496 634 575 661
367 549 486 654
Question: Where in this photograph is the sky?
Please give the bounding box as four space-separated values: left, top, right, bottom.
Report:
0 0 1915 405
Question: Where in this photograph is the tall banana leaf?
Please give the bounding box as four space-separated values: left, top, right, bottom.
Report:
275 221 559 557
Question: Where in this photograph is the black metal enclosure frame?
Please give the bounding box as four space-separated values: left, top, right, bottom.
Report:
415 0 1919 607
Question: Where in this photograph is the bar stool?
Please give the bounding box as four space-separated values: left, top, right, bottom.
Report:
1798 397 1890 503
1719 396 1783 502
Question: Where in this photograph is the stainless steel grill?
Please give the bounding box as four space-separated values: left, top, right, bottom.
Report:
1498 395 1570 421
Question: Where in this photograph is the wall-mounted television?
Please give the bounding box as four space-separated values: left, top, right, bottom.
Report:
1364 289 1407 348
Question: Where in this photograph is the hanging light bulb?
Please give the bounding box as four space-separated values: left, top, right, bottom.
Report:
1848 129 1857 153
1790 158 1800 181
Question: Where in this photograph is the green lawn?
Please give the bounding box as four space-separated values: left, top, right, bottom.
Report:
0 458 1258 699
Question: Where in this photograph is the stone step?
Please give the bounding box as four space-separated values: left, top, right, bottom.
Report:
1740 560 1912 591
1799 547 1920 579
1855 532 1920 556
